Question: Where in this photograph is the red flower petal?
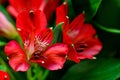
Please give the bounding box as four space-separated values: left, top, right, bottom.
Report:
77 38 102 59
44 0 60 21
4 40 30 71
68 13 85 31
56 2 68 25
16 10 47 43
73 24 96 44
9 0 46 12
63 13 85 41
30 43 68 70
0 70 10 80
67 45 80 63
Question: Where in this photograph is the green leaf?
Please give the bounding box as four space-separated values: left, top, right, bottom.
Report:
68 0 76 20
61 58 120 80
72 0 102 21
93 21 120 34
94 0 120 30
0 65 7 71
51 22 63 44
0 41 6 46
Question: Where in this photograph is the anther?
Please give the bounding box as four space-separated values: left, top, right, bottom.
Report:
7 57 9 60
65 55 68 59
93 57 97 59
71 44 74 47
29 10 34 14
4 75 7 78
63 1 67 5
49 27 53 30
41 61 45 64
66 16 69 19
17 28 21 31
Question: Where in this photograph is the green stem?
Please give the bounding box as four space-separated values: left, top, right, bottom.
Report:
27 67 33 80
41 70 49 80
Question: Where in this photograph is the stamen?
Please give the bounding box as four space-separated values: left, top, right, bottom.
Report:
71 44 74 47
66 16 69 19
29 10 34 14
7 57 9 60
93 57 97 59
65 55 68 59
17 28 21 31
4 75 7 78
29 10 34 18
49 27 53 30
41 61 45 64
63 1 67 5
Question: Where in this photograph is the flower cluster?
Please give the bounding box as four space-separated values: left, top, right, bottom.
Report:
4 0 102 72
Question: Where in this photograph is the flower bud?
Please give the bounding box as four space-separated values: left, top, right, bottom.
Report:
0 12 18 39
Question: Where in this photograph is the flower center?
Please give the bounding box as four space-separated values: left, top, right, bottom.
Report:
34 35 49 52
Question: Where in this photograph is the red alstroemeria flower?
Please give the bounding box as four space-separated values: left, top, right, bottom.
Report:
0 70 10 80
56 2 102 63
7 0 60 21
4 10 68 71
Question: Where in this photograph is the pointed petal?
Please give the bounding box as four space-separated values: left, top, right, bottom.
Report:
67 45 80 63
44 0 60 21
0 70 10 80
4 40 30 71
56 2 68 25
16 10 47 43
68 13 85 31
9 0 46 12
30 43 68 70
77 38 102 59
64 13 85 40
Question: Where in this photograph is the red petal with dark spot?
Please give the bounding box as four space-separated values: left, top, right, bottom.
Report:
77 38 102 59
16 10 47 43
30 43 68 70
